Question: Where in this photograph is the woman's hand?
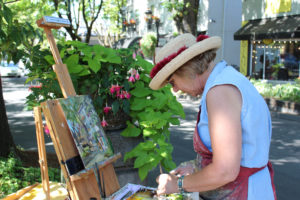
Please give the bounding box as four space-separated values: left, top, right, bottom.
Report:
156 173 179 195
170 164 194 176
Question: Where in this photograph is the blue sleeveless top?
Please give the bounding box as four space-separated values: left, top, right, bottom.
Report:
197 60 274 200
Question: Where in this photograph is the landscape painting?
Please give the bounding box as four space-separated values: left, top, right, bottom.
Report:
59 95 113 170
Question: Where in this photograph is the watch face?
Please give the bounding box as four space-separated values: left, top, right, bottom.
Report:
177 176 185 193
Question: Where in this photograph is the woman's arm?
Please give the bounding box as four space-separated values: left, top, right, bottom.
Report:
157 84 243 195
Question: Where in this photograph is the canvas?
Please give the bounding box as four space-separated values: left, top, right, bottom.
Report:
59 95 113 170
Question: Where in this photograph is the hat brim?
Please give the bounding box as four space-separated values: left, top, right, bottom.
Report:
149 36 221 90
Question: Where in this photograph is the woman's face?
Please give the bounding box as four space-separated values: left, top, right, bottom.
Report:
167 71 208 97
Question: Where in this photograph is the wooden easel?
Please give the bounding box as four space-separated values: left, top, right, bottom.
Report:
35 16 121 200
34 106 50 200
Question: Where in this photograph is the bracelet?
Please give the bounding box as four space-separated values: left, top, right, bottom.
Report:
177 175 185 193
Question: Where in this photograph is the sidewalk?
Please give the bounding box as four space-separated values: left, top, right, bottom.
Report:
3 77 300 199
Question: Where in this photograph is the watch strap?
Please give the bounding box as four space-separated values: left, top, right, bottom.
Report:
177 175 185 193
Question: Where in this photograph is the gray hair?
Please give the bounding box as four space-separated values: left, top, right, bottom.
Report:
174 49 217 78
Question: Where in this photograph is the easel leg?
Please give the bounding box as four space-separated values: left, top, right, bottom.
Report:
34 106 51 200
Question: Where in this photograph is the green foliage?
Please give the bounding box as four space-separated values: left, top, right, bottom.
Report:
140 32 157 59
251 79 300 103
0 155 60 198
25 41 133 118
102 0 128 34
25 40 185 181
121 57 185 181
162 0 185 19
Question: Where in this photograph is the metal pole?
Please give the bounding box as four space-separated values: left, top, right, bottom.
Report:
263 44 266 80
249 41 253 76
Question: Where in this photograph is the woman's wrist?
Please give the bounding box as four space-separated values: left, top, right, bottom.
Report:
177 175 185 193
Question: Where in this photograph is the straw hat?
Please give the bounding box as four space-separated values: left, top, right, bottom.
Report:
149 33 222 90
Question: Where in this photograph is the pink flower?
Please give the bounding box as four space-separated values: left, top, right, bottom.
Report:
135 72 140 80
115 90 121 98
28 85 42 91
125 92 131 99
133 52 136 59
110 85 123 94
44 124 50 135
110 86 116 94
115 85 122 92
103 106 112 114
119 93 125 99
101 118 108 127
128 76 135 82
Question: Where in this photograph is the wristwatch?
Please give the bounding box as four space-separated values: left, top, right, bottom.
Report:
177 175 185 193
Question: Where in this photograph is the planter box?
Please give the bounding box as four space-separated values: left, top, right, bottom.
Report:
264 98 300 115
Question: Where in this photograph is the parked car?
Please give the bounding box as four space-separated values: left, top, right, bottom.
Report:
0 61 22 77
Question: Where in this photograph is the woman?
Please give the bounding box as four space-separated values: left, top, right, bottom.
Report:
149 34 276 200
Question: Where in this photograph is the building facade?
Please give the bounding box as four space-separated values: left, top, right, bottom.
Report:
128 0 241 67
234 0 300 80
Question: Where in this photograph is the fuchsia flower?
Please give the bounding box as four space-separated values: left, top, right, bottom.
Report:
101 118 108 127
28 84 42 91
110 85 122 94
133 52 136 59
115 85 122 92
103 106 112 114
128 76 135 82
110 86 115 94
124 91 131 99
135 72 140 80
44 124 50 135
119 92 125 99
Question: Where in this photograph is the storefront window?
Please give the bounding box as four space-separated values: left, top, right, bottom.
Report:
251 40 300 80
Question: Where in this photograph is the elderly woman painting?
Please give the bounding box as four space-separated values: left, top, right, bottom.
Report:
149 34 277 200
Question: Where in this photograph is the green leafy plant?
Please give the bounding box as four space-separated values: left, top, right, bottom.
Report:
121 58 185 180
0 154 60 198
25 41 185 181
251 79 300 103
139 32 157 59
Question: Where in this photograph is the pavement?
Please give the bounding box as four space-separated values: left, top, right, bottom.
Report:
2 76 300 200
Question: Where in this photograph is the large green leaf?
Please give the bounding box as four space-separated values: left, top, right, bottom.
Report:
112 100 120 114
44 55 54 65
169 117 180 125
88 58 101 73
140 140 156 150
121 122 141 137
65 54 79 68
136 56 153 73
68 64 85 74
123 145 142 161
143 128 157 137
130 87 152 97
130 98 149 111
138 163 153 181
134 153 150 168
161 158 176 172
3 5 13 24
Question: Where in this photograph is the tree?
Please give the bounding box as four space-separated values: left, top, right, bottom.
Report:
51 0 104 44
162 0 199 36
0 0 41 157
0 76 16 157
0 0 20 157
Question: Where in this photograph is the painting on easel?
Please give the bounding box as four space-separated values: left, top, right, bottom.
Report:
59 95 113 169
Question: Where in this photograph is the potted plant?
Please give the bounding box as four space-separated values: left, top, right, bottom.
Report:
25 40 185 182
139 32 157 59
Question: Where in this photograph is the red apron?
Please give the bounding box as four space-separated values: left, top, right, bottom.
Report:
193 111 277 200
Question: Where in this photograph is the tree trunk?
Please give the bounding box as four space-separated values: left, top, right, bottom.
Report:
0 77 16 157
174 15 184 34
183 0 199 36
